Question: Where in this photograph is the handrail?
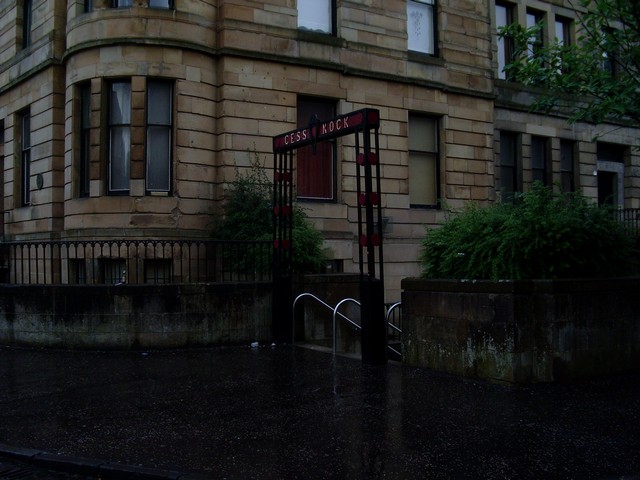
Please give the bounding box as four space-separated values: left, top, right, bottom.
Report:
292 292 355 343
293 292 402 357
386 301 402 334
332 298 361 354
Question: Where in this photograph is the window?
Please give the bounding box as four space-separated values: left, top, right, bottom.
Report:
149 0 173 8
22 0 33 49
19 111 31 206
108 81 131 193
408 114 439 207
600 28 618 77
84 0 93 12
111 0 133 7
555 16 571 46
554 16 572 73
560 140 575 192
407 0 436 55
144 259 172 284
68 259 87 285
495 3 514 80
146 81 173 193
530 136 549 186
597 143 625 206
99 258 126 284
499 131 520 202
296 97 336 200
79 84 91 198
526 9 544 58
298 0 333 34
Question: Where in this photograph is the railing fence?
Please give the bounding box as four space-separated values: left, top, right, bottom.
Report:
0 239 272 285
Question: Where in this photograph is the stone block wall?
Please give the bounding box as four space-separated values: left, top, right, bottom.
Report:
401 277 640 383
0 283 272 349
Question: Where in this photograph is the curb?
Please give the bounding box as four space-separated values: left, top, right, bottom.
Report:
0 443 212 480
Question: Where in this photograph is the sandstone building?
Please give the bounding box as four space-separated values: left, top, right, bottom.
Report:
1 0 638 300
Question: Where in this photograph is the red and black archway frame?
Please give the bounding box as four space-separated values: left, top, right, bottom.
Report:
272 108 387 364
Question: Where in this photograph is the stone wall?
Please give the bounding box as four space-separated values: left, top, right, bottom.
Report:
401 277 640 383
0 283 272 349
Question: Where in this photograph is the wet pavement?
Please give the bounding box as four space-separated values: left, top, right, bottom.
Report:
0 344 639 480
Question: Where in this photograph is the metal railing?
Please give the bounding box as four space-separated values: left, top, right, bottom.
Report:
616 208 640 238
0 239 272 285
292 293 402 358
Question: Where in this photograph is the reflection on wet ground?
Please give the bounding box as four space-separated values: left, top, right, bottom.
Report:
0 345 638 479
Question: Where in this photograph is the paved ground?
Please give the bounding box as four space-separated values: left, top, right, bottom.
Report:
0 344 639 480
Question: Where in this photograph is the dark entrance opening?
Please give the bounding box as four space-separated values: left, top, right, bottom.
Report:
272 108 387 364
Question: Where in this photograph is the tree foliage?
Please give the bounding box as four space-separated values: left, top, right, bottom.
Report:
499 0 640 129
216 155 327 274
421 183 639 280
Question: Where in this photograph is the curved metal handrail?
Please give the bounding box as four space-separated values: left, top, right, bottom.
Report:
332 298 361 354
293 293 403 357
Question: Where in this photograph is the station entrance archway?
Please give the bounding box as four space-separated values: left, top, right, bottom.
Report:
272 109 387 364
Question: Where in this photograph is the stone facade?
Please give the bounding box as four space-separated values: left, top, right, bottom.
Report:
1 0 639 301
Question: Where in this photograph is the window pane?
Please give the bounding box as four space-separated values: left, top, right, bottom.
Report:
409 116 436 152
409 152 437 205
149 0 171 8
499 132 518 201
147 82 172 125
110 83 131 124
80 85 91 197
113 0 133 7
409 114 438 207
146 127 171 191
110 126 130 191
496 4 510 79
297 98 335 200
560 140 574 193
298 0 332 33
408 0 435 54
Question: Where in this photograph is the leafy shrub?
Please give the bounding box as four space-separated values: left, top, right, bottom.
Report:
421 183 639 280
216 155 327 274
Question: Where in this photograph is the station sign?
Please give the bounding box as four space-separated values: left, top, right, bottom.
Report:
273 108 380 153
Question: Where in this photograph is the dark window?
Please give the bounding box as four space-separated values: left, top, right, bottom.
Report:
99 258 126 284
149 0 173 8
530 136 549 186
79 84 91 198
20 111 31 206
146 81 173 193
526 9 545 58
296 97 336 201
111 0 133 7
22 0 33 49
409 114 439 207
108 81 131 193
560 140 575 192
144 259 172 284
496 3 514 80
84 0 93 13
499 131 519 202
408 0 436 55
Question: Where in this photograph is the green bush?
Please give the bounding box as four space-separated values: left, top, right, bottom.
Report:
421 183 639 280
216 156 327 274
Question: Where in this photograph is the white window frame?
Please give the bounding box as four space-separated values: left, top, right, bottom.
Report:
407 0 436 55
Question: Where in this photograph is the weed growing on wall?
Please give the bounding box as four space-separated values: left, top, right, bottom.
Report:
421 183 639 280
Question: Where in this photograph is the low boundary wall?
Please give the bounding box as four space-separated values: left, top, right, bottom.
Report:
401 277 640 383
0 283 272 349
